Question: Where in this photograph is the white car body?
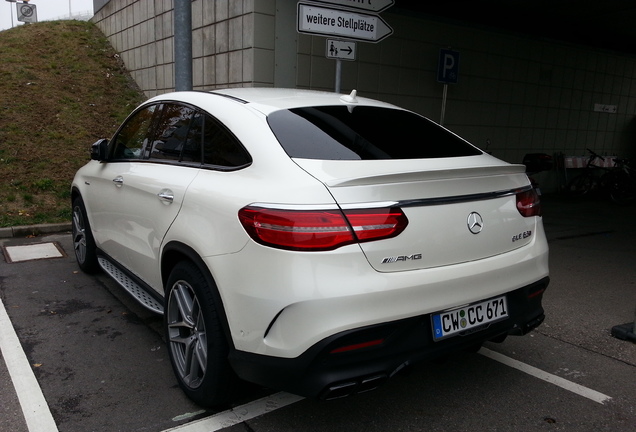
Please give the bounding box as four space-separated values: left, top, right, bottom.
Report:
72 88 549 404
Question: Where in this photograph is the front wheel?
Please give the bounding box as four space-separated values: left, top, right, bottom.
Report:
565 172 597 197
71 196 99 273
164 261 237 407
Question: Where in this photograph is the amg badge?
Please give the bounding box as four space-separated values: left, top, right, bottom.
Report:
382 254 423 264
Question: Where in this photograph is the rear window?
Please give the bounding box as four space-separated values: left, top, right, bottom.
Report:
267 106 482 160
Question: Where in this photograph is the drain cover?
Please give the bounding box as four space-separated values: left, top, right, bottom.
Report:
2 242 66 263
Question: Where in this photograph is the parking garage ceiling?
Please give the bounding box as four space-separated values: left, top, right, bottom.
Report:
396 0 636 56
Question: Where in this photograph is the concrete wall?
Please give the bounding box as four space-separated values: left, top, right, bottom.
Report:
92 0 636 190
92 0 276 95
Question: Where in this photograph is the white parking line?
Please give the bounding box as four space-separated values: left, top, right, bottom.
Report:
164 347 612 432
479 347 612 404
162 392 305 432
0 298 59 432
2 295 611 432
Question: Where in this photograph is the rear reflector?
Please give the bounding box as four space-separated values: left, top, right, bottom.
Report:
527 287 546 299
238 206 408 251
516 188 542 217
330 339 385 354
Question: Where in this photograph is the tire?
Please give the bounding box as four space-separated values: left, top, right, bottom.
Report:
164 261 237 407
565 173 596 197
607 171 636 205
71 196 99 273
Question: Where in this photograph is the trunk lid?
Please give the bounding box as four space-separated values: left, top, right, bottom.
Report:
294 156 537 272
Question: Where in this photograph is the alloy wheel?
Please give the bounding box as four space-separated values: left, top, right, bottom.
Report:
72 205 87 264
166 280 208 389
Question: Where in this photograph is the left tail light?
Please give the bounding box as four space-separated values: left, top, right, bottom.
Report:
238 206 408 251
516 188 542 217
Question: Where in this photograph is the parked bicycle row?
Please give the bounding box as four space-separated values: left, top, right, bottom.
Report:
563 149 636 205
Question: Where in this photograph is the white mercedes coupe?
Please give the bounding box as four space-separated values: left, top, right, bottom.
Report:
71 88 549 406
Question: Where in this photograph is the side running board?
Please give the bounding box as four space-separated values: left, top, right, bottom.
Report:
98 257 164 314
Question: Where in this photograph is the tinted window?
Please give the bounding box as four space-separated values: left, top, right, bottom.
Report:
112 102 250 168
149 104 197 161
267 106 482 160
112 104 157 160
181 113 204 163
202 115 251 167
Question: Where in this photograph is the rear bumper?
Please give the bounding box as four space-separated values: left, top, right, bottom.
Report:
229 276 549 399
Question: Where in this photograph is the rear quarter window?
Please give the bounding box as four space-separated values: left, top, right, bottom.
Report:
267 106 482 160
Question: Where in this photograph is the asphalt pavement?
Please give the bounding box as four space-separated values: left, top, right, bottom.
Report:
0 193 635 432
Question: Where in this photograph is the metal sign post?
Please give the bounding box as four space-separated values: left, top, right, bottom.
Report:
335 59 342 93
174 0 192 91
437 48 460 126
440 84 448 126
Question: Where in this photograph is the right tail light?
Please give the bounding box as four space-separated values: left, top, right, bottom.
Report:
516 188 542 217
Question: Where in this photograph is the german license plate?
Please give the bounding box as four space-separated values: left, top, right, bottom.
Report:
432 296 508 341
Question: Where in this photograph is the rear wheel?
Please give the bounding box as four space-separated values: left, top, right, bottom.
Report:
164 261 237 407
71 196 99 273
606 171 636 205
565 172 597 197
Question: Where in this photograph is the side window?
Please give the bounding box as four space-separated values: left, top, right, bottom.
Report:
202 115 251 167
112 105 157 160
181 113 204 163
149 104 196 161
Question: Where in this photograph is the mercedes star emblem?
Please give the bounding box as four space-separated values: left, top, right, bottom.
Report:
467 212 484 234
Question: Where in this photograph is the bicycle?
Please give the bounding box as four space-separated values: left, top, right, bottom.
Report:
565 148 636 204
603 157 636 205
564 149 607 197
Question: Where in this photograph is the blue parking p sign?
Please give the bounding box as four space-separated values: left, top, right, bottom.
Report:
437 49 460 84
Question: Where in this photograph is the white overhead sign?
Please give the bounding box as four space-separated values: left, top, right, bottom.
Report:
311 0 395 13
326 39 356 61
297 3 393 43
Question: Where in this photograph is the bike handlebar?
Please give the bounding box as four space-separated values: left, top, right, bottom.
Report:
587 148 605 161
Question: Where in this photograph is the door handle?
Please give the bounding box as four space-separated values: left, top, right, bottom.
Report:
157 189 174 204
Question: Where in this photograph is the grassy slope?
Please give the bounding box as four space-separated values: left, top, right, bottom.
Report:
0 20 145 227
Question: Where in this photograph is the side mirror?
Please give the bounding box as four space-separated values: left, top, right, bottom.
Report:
90 139 109 161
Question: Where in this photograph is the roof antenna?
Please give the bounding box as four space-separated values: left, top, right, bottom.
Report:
340 89 358 112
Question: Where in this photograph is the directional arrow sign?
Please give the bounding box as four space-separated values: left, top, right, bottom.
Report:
311 0 395 13
326 39 356 61
297 3 393 43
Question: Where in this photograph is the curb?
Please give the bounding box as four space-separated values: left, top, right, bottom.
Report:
0 222 72 239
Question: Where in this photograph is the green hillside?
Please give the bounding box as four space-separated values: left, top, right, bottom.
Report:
0 20 145 227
